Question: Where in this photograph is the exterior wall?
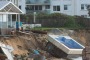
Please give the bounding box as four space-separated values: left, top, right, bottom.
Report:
75 0 90 17
0 14 7 28
26 0 90 17
50 0 73 15
50 0 90 17
18 0 26 13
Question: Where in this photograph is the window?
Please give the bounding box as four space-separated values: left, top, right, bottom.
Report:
26 5 34 10
30 6 34 10
26 5 42 11
35 6 38 10
64 5 68 10
39 6 42 10
53 6 60 11
35 5 42 11
45 5 50 9
81 4 87 10
19 6 21 9
81 4 84 10
53 6 56 11
57 6 60 11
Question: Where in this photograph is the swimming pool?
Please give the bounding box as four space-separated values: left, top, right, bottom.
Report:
48 35 84 54
55 36 83 49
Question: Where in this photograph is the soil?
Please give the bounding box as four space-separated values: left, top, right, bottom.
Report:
0 29 90 60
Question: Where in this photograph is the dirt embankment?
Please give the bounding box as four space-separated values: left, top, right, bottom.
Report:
0 31 48 56
69 29 90 46
0 29 90 59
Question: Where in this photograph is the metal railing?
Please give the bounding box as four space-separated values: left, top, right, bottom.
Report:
26 0 50 4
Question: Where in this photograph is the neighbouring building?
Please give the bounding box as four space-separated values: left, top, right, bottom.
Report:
25 0 90 18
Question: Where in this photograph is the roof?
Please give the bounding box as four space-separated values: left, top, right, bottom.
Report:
0 1 24 14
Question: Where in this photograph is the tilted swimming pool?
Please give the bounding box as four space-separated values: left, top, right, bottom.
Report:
48 35 84 54
55 36 83 49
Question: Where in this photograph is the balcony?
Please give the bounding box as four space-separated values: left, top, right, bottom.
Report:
26 10 50 14
26 0 50 5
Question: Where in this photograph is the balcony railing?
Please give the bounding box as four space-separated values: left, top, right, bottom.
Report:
26 0 50 5
26 10 50 14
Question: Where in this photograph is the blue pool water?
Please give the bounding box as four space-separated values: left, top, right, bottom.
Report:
55 37 83 49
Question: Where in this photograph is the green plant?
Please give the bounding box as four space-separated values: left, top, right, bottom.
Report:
64 16 81 28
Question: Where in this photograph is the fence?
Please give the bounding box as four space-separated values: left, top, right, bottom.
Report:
21 15 90 28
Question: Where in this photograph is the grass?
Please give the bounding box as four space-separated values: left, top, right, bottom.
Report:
31 27 84 31
31 27 56 31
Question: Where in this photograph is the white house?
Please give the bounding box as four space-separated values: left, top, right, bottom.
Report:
26 0 90 18
0 1 23 35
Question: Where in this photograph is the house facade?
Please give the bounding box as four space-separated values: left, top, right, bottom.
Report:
25 0 90 17
25 0 50 14
0 1 23 35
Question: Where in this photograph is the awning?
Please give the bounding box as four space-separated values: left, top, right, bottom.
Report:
0 1 24 14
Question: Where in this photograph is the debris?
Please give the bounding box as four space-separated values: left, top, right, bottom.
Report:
0 42 14 60
31 30 47 34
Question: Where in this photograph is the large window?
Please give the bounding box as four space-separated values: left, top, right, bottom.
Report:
53 6 60 11
81 4 84 10
64 5 68 10
39 6 42 10
45 5 50 9
26 5 42 11
29 6 34 10
35 5 42 10
81 4 87 10
35 6 38 10
26 5 34 10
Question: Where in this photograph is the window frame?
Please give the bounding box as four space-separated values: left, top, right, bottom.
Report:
53 5 60 11
64 5 68 10
81 4 84 10
45 5 50 9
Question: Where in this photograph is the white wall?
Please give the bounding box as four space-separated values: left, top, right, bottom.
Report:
50 0 73 15
50 0 90 17
75 0 90 17
18 0 26 13
25 0 90 17
0 14 7 28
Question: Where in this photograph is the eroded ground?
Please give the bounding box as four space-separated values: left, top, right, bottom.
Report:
0 29 90 60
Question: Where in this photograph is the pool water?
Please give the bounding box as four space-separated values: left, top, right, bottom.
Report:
55 36 83 49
